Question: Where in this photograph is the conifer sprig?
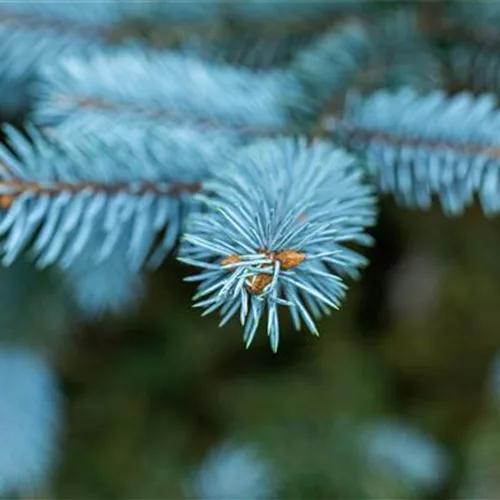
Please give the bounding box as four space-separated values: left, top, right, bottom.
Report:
0 125 213 271
33 48 299 137
328 89 500 215
179 138 376 350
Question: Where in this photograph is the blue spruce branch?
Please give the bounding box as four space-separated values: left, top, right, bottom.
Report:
286 10 442 122
32 47 300 137
0 124 214 274
0 122 228 314
178 2 368 70
285 19 373 120
372 9 443 92
433 3 500 96
0 1 150 117
327 88 500 215
179 138 376 351
0 1 232 118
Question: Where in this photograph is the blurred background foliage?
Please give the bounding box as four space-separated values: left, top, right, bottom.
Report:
3 0 500 499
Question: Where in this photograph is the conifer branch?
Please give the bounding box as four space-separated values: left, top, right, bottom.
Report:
33 48 298 137
0 125 212 272
327 89 500 215
286 9 442 123
179 138 376 351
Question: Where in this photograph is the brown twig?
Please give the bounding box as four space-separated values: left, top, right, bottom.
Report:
0 178 202 209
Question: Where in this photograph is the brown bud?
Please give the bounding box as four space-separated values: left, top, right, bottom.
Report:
247 273 273 295
0 194 13 209
221 255 241 270
275 250 306 270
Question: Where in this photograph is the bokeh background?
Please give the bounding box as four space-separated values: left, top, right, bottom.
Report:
2 1 500 499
